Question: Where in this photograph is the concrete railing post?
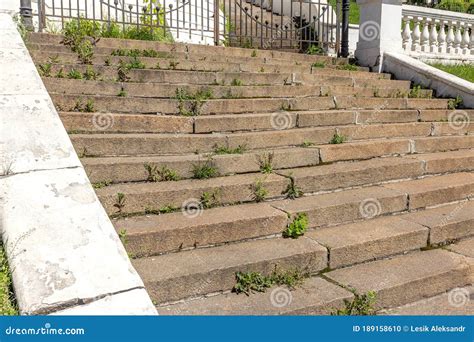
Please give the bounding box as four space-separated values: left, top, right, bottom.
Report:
355 0 403 67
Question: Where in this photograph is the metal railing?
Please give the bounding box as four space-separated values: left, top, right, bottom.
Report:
23 0 350 55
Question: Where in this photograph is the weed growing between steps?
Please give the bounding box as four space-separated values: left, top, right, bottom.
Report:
283 213 308 238
111 48 171 59
284 175 303 199
144 164 180 182
336 64 358 71
329 133 347 144
256 152 274 174
0 243 18 315
301 140 315 147
192 157 219 179
145 205 179 215
92 180 112 189
332 291 377 315
175 88 213 116
114 193 126 213
448 96 463 110
73 99 95 113
233 266 309 295
213 144 247 155
251 179 268 203
200 189 221 209
38 63 52 77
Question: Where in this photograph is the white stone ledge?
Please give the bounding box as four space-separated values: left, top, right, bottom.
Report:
382 51 474 108
50 288 158 315
0 11 157 315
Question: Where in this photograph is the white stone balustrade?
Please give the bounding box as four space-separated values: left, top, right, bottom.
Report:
401 5 474 60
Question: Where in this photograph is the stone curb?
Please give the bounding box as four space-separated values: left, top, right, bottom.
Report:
0 10 157 315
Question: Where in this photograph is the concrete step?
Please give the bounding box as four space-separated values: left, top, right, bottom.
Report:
28 32 348 64
96 172 289 216
32 50 368 74
83 146 320 183
44 78 415 100
271 172 474 229
115 202 288 257
402 202 474 245
160 250 473 314
382 285 474 315
82 147 474 186
60 108 468 134
39 62 401 88
158 276 353 315
325 249 473 310
52 93 448 115
132 235 328 303
71 123 468 157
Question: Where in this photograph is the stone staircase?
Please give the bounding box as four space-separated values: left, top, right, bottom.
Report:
27 32 474 315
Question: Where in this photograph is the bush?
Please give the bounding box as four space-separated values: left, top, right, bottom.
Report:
435 0 467 13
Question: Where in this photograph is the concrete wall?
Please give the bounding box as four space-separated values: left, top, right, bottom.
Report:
0 3 157 315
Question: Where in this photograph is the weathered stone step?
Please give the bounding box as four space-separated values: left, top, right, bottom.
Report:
71 123 470 157
115 202 288 257
53 93 447 115
132 235 328 303
38 62 401 87
157 248 473 313
83 147 320 184
158 276 353 315
31 50 365 74
44 78 414 100
61 108 463 135
28 32 348 64
326 249 473 310
383 284 474 315
402 201 474 245
96 172 289 216
117 184 471 258
81 146 474 187
272 172 474 229
383 172 474 210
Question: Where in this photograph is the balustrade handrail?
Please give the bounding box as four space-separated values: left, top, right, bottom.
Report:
402 4 474 24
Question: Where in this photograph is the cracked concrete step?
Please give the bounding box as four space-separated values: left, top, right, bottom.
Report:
383 285 474 315
407 148 474 174
70 126 469 158
158 277 353 315
132 235 328 304
96 172 289 216
43 78 414 100
115 202 289 257
271 172 474 229
401 202 474 245
326 249 474 310
82 147 320 183
52 93 448 115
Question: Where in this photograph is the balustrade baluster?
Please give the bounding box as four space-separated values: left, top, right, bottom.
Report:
420 17 430 52
402 15 412 52
454 21 463 54
462 22 470 55
411 17 421 52
437 20 447 54
429 19 438 53
446 21 455 54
